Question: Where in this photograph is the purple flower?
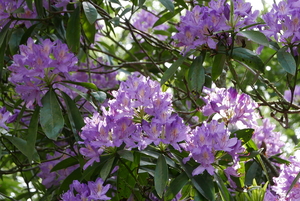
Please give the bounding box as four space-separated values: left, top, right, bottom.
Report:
132 9 169 41
201 87 259 128
173 0 259 52
0 107 18 130
8 38 78 107
284 85 300 104
272 157 300 200
60 178 110 201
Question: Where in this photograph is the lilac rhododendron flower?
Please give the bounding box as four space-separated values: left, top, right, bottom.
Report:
80 73 189 169
184 120 243 176
271 157 300 200
262 0 300 45
201 87 259 128
253 118 285 157
132 9 169 41
61 178 110 201
173 0 259 52
8 38 78 107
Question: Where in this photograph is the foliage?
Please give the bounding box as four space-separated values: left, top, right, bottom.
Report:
1 0 300 200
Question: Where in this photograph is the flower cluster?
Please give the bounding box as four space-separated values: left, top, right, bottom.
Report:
37 149 79 188
0 107 18 130
61 178 110 201
183 120 243 175
132 9 169 40
201 87 259 128
79 73 189 169
262 0 300 45
253 118 285 157
173 0 259 52
8 38 78 107
271 157 300 200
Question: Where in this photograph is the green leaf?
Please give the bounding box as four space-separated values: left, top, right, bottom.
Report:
61 92 85 133
5 136 39 162
165 172 189 200
100 156 115 180
155 154 169 198
58 168 82 194
158 0 174 12
277 48 296 75
26 107 40 162
25 0 33 10
66 5 81 53
245 161 260 186
62 80 98 90
174 0 188 9
82 10 96 44
51 157 78 172
214 173 232 201
40 90 64 140
161 53 190 85
193 171 215 201
0 20 12 47
117 160 137 199
231 47 265 73
239 31 269 47
153 8 183 27
34 0 44 17
212 53 226 81
188 55 205 93
9 28 24 55
91 91 107 103
230 129 254 145
82 2 98 24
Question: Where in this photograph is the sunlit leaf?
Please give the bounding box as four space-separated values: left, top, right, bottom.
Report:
239 31 269 47
82 2 98 24
158 0 174 12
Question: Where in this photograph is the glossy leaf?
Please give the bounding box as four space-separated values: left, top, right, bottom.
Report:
188 55 205 93
9 28 24 55
40 90 64 140
155 154 169 198
231 47 265 73
82 10 96 44
61 92 85 133
51 157 78 172
230 129 254 145
62 81 98 90
100 156 115 180
212 53 226 81
277 48 296 75
91 91 107 103
158 0 174 12
239 31 269 47
153 8 183 27
66 5 81 53
82 2 98 24
5 136 39 162
26 106 40 162
165 172 189 200
214 173 232 201
161 52 190 85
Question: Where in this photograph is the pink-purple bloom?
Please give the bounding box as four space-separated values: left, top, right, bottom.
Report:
79 73 189 169
173 0 259 52
61 178 110 201
262 0 300 45
8 38 78 107
0 107 18 130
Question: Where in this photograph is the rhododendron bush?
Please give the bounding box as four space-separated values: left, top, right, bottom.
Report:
1 0 300 200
